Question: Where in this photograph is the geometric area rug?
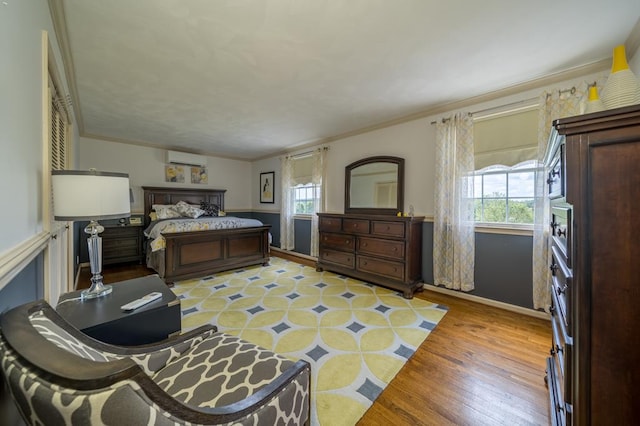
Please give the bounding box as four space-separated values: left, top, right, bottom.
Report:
172 257 448 426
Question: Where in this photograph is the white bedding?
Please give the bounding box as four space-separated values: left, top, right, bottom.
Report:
144 216 266 252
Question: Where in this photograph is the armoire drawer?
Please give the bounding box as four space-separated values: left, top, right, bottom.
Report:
551 291 573 426
371 221 405 238
357 255 404 281
551 206 572 268
551 288 572 401
319 248 355 269
320 232 355 251
343 218 370 234
551 245 572 333
357 236 404 260
548 143 565 199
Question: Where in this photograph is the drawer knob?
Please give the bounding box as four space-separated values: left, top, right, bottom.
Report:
556 227 567 238
555 344 563 354
345 240 350 244
556 285 567 295
550 221 558 232
550 264 558 275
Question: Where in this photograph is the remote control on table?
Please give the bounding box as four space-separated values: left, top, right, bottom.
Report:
121 292 163 311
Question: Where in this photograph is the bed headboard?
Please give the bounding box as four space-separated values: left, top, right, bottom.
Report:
142 186 226 226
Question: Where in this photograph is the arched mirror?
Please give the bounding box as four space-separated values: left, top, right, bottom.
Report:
345 156 404 215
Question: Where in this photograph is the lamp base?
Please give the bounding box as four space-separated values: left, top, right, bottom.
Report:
81 275 112 300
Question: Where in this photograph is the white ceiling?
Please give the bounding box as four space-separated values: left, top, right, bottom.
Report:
58 0 640 160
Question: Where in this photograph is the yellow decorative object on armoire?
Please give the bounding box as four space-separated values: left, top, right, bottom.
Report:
600 45 640 109
584 85 605 113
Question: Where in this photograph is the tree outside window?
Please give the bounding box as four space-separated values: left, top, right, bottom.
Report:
474 161 537 225
293 183 319 215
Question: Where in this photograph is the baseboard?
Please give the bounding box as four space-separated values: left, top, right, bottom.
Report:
270 247 317 264
423 283 549 320
73 262 90 291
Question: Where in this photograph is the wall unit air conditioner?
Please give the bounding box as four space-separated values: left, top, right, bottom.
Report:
166 150 206 167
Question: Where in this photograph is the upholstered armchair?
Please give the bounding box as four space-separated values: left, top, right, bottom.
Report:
0 300 310 425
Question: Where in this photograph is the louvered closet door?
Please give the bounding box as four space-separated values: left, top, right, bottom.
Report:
46 86 71 305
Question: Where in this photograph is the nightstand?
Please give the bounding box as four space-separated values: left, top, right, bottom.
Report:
56 275 181 345
101 222 144 265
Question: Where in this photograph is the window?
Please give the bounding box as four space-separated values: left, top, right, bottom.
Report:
48 78 70 222
293 183 320 215
473 161 537 225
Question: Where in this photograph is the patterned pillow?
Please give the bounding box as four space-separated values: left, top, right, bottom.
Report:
200 201 219 217
175 201 205 218
154 205 181 220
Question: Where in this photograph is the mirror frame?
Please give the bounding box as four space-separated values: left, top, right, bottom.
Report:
345 156 404 215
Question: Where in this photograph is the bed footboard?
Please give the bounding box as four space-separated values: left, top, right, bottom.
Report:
161 225 271 283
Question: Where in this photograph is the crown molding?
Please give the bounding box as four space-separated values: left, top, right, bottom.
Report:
626 17 640 61
47 0 85 135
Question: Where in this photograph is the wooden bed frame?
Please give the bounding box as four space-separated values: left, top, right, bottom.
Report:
142 186 271 284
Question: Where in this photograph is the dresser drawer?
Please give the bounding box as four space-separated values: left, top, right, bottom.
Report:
551 206 572 268
320 232 355 251
357 255 404 281
319 248 355 269
343 218 370 234
551 245 572 334
358 236 404 260
371 221 405 238
548 144 565 199
319 216 342 232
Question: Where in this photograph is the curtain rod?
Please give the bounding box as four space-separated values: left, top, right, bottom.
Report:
430 85 577 125
285 146 329 160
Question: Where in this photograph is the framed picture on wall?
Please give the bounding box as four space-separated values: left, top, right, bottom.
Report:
260 171 275 203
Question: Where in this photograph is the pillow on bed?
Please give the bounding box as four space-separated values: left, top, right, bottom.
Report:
154 205 181 220
200 201 219 217
175 201 205 218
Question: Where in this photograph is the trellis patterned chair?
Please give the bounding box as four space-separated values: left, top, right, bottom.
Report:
0 300 310 425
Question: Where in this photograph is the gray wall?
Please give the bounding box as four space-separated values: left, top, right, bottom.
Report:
421 222 533 308
250 212 280 247
0 255 44 315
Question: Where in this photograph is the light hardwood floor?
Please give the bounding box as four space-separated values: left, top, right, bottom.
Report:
79 256 551 426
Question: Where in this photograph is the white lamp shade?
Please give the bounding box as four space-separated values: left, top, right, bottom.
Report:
52 170 131 221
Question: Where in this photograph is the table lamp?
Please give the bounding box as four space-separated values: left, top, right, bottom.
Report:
52 170 130 300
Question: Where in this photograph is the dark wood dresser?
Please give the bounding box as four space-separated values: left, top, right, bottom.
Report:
544 104 640 425
316 213 424 298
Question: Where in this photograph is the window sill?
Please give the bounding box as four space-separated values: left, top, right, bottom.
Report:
293 214 313 220
474 223 533 236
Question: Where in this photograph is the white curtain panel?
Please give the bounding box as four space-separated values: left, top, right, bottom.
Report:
532 81 596 310
310 148 327 257
433 113 475 292
280 156 295 250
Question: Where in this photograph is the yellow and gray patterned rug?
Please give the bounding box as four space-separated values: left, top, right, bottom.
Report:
172 257 447 426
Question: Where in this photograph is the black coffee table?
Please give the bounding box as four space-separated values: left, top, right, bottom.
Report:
56 275 181 346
